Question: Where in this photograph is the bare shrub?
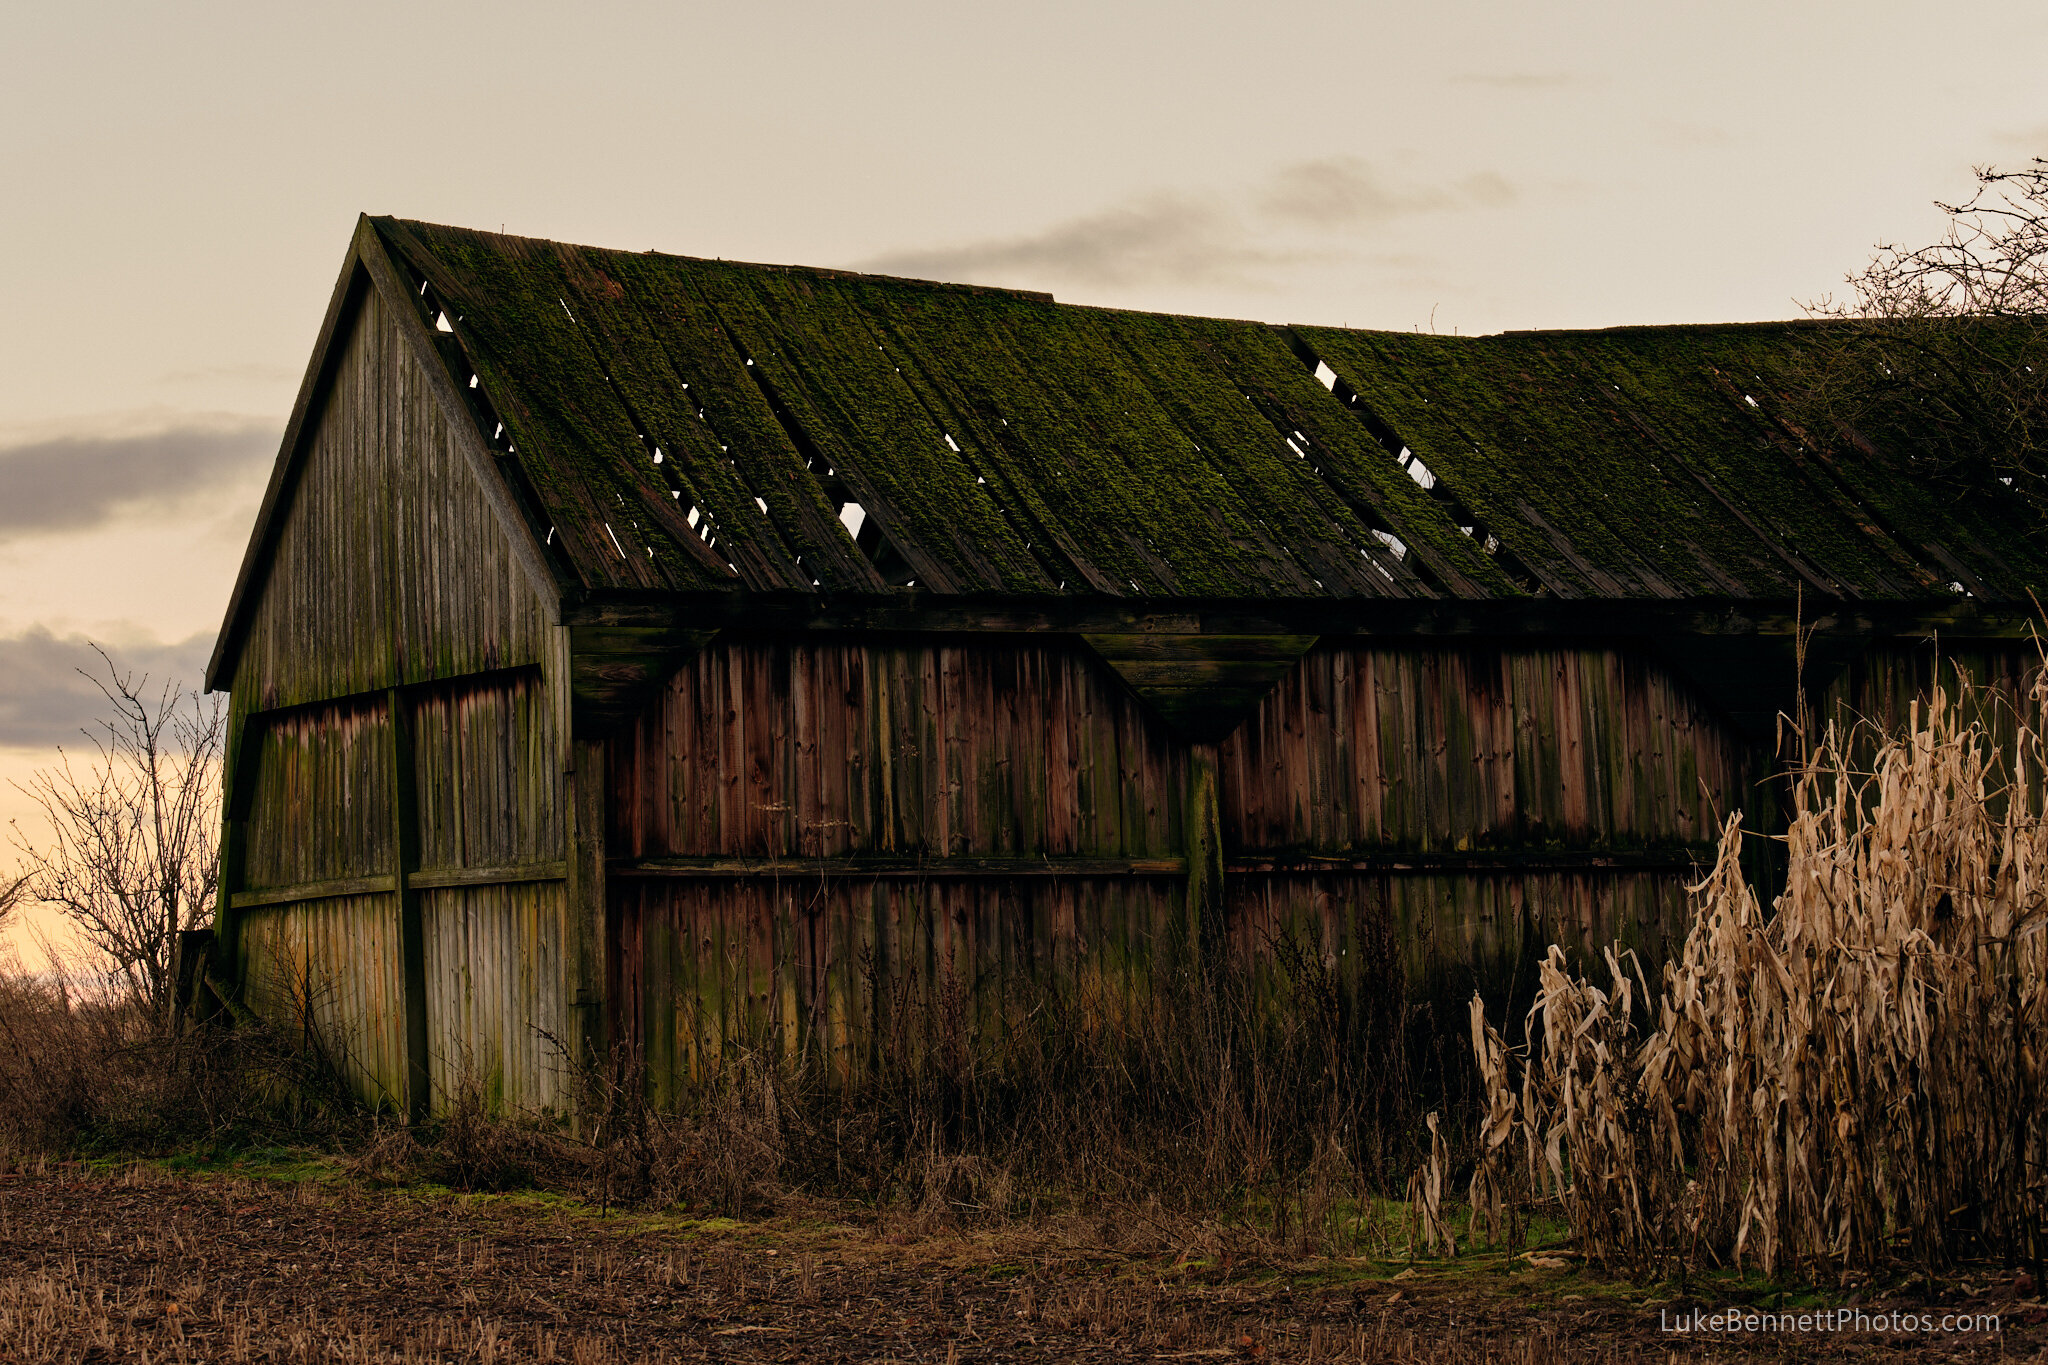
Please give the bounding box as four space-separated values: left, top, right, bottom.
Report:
1798 160 2048 498
8 650 223 1026
1470 677 2048 1279
0 953 360 1160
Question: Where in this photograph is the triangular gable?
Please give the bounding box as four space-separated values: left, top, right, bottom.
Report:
207 217 565 704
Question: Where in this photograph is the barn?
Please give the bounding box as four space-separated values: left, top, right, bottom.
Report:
204 215 2047 1117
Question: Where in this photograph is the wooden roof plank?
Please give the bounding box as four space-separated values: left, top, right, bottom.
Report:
681 265 1048 593
378 221 725 592
589 251 883 593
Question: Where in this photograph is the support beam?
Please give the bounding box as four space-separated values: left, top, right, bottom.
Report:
565 736 610 1070
1182 744 1225 971
388 688 430 1123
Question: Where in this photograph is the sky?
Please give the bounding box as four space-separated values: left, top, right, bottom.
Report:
4 0 2047 950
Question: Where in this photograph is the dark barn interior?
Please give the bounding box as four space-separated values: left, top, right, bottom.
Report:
205 215 2046 1116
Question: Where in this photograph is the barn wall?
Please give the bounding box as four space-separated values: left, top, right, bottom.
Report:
1221 644 1745 853
608 635 1753 1090
229 285 553 715
609 638 1189 860
223 287 572 1115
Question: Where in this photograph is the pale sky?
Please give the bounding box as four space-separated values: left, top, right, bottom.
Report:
5 0 2047 947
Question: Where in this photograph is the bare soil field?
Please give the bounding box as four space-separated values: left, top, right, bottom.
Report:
1 1163 2042 1363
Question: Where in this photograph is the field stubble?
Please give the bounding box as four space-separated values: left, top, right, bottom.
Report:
1 1161 2043 1363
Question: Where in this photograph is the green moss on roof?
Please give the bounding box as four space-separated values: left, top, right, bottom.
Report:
373 218 2048 607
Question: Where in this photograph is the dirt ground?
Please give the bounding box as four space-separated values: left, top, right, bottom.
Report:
1 1164 2043 1363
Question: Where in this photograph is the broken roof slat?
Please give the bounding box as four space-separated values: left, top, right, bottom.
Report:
685 265 1051 594
381 221 727 592
358 217 2047 611
1087 309 1408 600
1196 323 1519 599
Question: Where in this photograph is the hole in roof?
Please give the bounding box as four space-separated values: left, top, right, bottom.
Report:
1370 529 1409 561
1313 361 1339 391
652 447 664 465
943 433 961 453
840 502 867 537
1949 580 1970 595
604 523 627 559
754 496 768 513
546 526 556 545
1743 394 1759 408
467 374 479 389
434 312 454 334
1397 447 1437 491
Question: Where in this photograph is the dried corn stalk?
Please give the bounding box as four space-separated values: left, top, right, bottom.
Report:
1472 679 2048 1278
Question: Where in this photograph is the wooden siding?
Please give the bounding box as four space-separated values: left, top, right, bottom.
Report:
421 882 573 1114
609 639 1189 861
614 637 1744 865
220 281 578 1115
608 635 1748 1091
616 876 1187 1091
240 895 408 1107
243 697 394 891
411 670 562 871
617 868 1692 1090
229 285 553 716
1221 644 1749 855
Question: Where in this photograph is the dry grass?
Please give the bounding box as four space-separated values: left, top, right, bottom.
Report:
1469 677 2048 1279
6 1163 2036 1362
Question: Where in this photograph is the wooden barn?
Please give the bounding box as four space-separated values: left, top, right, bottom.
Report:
205 215 2048 1116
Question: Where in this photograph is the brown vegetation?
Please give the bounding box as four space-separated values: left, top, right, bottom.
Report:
1469 678 2048 1280
3 1162 2041 1363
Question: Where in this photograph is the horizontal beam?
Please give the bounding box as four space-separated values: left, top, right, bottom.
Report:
564 592 2044 645
612 855 1190 879
610 846 1715 880
232 861 566 909
1229 846 1715 874
232 874 395 909
410 862 567 890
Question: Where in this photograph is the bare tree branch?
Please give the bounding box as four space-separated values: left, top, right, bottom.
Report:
7 647 223 1026
1796 159 2048 502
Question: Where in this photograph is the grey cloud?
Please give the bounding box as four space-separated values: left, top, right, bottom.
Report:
1259 158 1514 226
0 629 217 749
861 193 1304 290
864 161 1512 292
156 362 301 387
1994 125 2048 154
0 422 278 541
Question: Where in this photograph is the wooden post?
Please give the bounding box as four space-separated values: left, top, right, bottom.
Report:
213 710 255 1005
1182 743 1225 972
389 687 431 1122
566 735 610 1076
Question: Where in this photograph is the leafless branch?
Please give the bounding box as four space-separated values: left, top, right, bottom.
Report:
7 646 224 1026
1796 159 2048 499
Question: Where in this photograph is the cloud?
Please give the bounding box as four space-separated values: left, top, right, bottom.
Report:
1259 157 1513 226
862 192 1303 290
156 362 301 387
1993 124 2048 156
861 160 1514 292
0 420 277 542
0 628 217 749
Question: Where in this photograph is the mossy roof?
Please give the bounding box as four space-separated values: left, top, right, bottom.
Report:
375 217 2048 606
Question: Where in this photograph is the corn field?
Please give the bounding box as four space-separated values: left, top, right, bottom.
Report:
1468 678 2048 1279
